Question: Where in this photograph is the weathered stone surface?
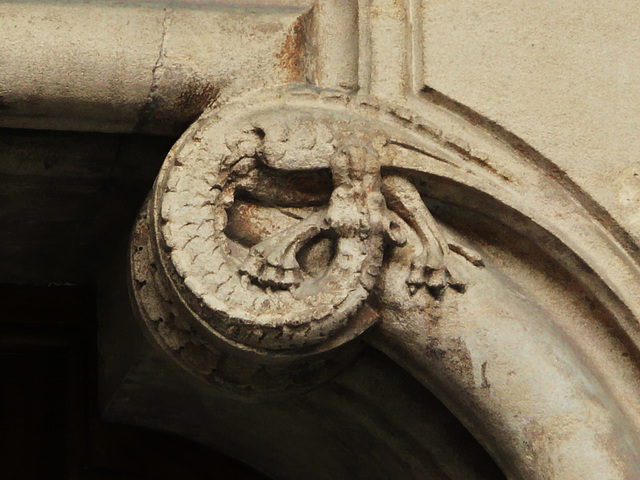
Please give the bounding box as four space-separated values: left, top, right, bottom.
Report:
0 1 310 135
1 1 639 479
420 0 640 266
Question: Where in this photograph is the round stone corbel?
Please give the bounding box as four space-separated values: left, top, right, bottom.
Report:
129 85 480 397
130 87 391 397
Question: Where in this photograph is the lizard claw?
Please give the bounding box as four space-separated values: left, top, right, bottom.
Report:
383 213 406 247
405 242 483 296
240 244 303 289
239 211 327 289
406 257 455 297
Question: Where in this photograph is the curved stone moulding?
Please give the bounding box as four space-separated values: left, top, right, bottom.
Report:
130 85 640 479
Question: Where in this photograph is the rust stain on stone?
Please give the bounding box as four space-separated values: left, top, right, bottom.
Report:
176 80 219 123
424 335 476 387
277 15 308 82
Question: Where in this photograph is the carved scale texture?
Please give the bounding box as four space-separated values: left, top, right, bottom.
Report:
155 89 396 351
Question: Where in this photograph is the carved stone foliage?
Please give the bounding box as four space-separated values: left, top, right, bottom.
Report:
130 85 482 396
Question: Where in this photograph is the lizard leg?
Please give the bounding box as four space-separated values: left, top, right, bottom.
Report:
382 174 470 296
239 210 329 289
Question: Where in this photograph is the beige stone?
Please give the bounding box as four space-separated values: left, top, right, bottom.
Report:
1 1 639 478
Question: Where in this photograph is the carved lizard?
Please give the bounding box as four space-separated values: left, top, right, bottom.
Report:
225 122 482 297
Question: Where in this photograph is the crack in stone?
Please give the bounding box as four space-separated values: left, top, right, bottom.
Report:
135 7 172 132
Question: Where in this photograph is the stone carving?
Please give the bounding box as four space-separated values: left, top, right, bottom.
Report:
130 85 482 395
123 72 640 480
111 2 640 476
